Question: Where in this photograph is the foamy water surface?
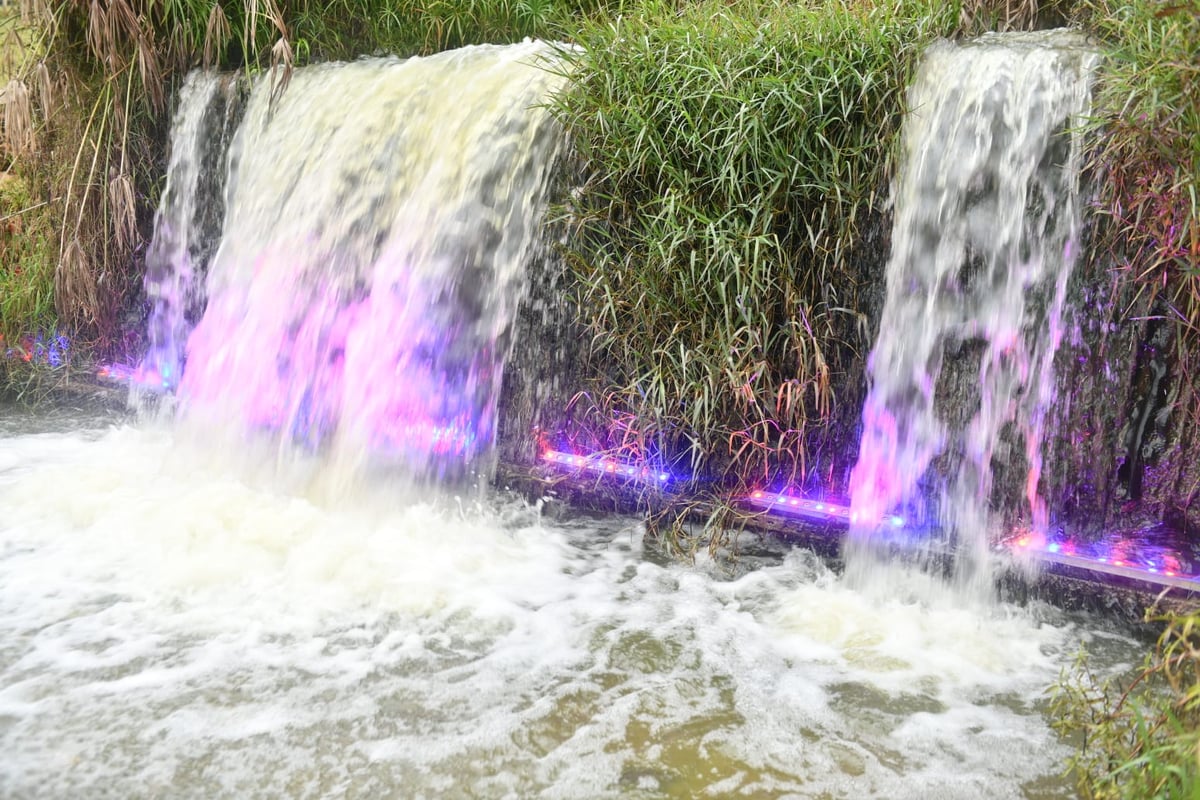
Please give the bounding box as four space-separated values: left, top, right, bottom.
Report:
0 411 1140 799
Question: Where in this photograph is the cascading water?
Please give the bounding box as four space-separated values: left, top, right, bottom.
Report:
141 42 566 482
140 72 223 392
847 31 1100 590
0 36 1157 799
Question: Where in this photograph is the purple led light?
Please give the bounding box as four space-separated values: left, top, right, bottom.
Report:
543 449 671 485
3 331 71 369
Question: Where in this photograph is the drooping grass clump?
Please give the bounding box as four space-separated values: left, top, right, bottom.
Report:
548 0 958 487
1051 609 1200 798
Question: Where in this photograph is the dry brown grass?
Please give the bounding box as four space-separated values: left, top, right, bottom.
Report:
956 0 1066 32
2 77 33 158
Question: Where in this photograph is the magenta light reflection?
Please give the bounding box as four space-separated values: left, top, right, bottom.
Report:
542 449 670 484
168 253 500 466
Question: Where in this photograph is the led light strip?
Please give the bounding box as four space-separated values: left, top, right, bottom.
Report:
1010 535 1199 584
746 490 905 528
746 488 1198 589
542 449 670 484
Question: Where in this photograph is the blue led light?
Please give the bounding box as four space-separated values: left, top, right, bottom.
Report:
1010 533 1200 585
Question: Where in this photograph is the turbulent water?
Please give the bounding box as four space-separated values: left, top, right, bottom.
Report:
849 31 1100 589
0 414 1142 799
142 43 566 481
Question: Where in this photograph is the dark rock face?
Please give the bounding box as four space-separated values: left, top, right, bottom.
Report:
1044 229 1200 540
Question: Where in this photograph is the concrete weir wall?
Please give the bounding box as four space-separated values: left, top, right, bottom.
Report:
495 461 1199 624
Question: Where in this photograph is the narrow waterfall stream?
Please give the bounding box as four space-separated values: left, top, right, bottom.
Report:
848 31 1100 593
141 72 224 393
0 37 1150 800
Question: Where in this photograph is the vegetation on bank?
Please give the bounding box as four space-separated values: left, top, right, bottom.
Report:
0 11 56 347
1052 608 1200 799
0 171 55 344
1075 0 1200 435
547 0 959 489
1080 0 1199 331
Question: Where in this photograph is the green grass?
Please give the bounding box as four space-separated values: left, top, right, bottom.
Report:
1077 0 1200 358
0 2 57 351
547 0 958 483
0 172 56 346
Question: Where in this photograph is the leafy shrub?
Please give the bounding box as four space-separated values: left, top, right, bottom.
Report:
1051 609 1200 798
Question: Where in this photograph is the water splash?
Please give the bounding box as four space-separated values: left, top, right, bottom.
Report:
847 31 1099 591
146 43 565 484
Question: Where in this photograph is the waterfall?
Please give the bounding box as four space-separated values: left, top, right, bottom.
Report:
141 42 566 483
846 31 1100 589
141 72 224 391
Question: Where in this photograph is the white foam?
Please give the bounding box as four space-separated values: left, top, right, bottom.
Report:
0 425 1139 798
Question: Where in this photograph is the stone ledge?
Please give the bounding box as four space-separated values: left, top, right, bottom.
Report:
495 462 1200 624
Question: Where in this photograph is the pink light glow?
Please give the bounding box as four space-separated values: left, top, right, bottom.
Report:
846 402 931 536
176 246 493 469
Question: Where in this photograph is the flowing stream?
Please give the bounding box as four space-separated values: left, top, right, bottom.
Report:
0 411 1142 798
0 35 1148 799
